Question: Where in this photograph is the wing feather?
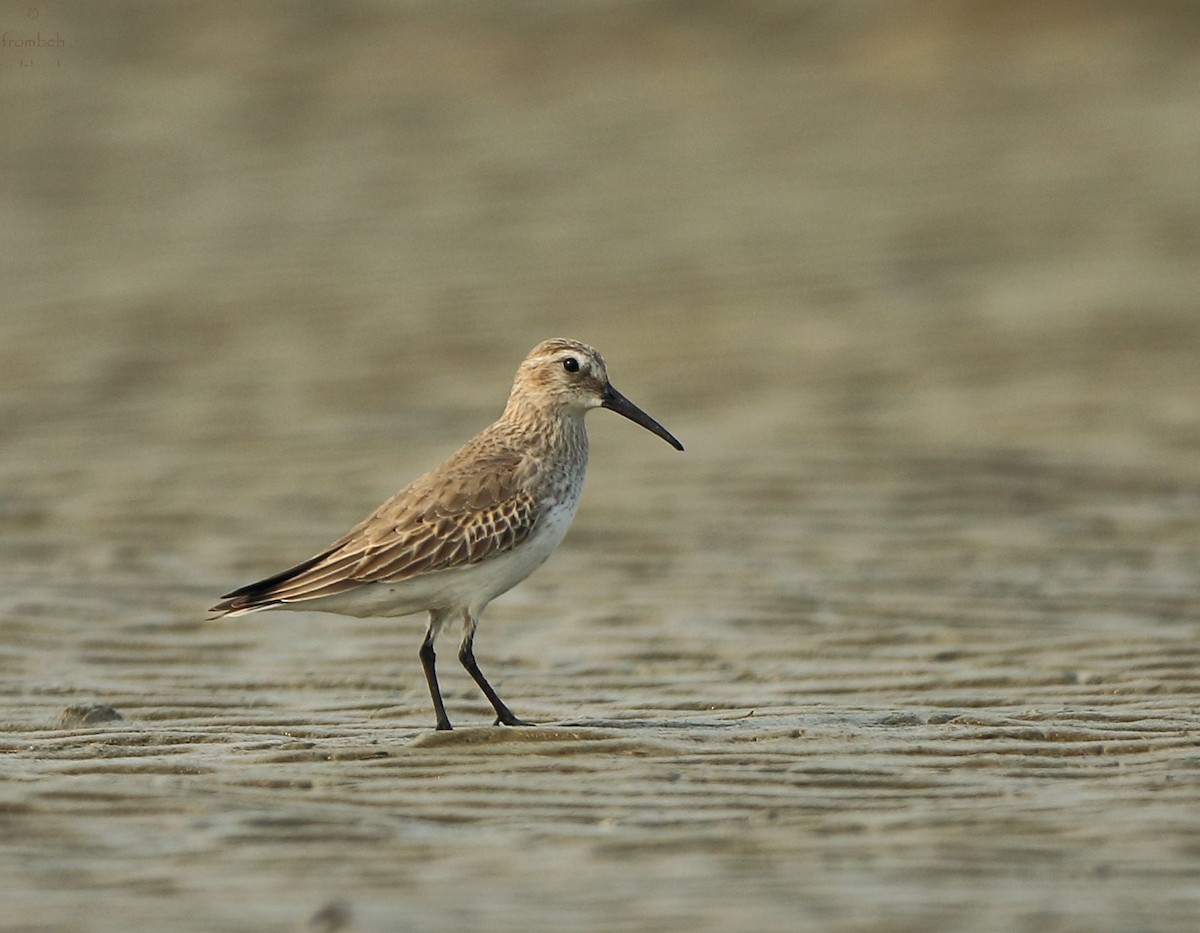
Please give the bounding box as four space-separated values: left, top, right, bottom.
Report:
209 448 541 615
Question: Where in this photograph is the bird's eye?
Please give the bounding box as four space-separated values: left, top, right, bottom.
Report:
561 357 580 373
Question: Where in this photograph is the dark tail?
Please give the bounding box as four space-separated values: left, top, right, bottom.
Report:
208 546 337 617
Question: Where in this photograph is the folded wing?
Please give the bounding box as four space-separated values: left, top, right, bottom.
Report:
209 451 538 616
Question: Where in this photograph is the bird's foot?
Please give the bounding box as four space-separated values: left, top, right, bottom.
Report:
494 711 536 727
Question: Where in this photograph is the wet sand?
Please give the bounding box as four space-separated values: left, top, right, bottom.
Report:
2 3 1200 931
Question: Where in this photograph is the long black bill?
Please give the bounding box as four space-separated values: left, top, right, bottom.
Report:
601 384 684 451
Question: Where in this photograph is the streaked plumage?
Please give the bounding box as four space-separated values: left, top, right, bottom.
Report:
210 338 683 730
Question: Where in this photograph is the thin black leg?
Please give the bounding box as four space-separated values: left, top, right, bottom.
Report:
419 626 453 731
459 629 534 727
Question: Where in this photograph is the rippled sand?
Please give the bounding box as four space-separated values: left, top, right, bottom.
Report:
3 3 1200 931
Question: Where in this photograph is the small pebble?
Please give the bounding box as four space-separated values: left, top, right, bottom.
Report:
307 900 352 933
58 704 123 727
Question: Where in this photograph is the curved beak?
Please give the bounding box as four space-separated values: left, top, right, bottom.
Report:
600 384 684 451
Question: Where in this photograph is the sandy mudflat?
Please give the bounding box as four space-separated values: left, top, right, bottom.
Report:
2 2 1199 931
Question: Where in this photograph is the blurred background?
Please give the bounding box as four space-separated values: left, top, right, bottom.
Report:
2 2 1199 931
5 0 1199 557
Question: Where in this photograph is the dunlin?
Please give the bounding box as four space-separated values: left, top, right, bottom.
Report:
210 338 683 731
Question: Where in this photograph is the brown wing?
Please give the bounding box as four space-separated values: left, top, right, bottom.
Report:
210 449 539 614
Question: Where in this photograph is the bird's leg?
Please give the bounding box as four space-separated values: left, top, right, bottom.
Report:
420 610 453 731
458 613 535 727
